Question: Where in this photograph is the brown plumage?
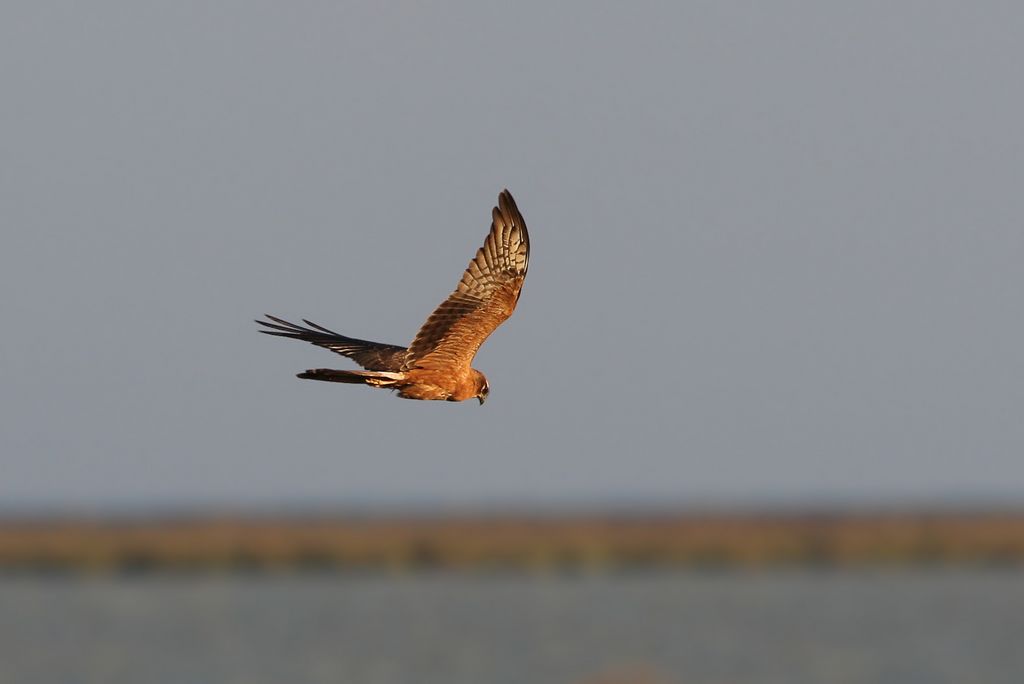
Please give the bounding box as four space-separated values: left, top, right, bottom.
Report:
256 189 530 404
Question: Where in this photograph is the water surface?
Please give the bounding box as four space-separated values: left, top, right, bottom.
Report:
2 570 1021 683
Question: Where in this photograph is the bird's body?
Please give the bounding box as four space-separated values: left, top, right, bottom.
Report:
257 190 530 404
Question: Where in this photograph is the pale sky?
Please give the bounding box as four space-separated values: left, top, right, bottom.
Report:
2 2 1023 511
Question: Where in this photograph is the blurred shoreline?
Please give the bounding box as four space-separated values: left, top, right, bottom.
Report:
3 509 1024 574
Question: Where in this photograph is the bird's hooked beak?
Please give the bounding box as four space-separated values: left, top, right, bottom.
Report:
477 394 487 405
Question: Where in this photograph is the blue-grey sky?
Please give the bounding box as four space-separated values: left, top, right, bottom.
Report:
3 3 1023 510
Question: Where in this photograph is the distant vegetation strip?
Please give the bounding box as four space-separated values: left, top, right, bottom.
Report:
2 512 1023 573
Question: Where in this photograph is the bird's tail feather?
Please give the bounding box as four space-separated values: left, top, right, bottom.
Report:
297 369 403 388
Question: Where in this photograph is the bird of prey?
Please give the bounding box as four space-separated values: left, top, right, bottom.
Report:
256 189 530 404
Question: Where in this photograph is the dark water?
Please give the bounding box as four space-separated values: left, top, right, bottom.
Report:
2 570 1022 684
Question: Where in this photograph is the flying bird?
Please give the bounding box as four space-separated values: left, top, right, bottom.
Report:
256 189 530 404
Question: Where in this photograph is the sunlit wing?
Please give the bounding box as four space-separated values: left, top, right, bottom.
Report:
405 189 530 371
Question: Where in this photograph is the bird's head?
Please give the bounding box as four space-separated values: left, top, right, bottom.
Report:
473 371 490 405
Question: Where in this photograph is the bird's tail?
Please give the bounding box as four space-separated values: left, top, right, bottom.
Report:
296 369 404 388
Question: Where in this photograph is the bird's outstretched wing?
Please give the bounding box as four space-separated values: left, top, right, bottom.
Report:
256 315 407 372
404 189 530 371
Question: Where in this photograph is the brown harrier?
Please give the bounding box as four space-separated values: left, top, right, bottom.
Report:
256 189 530 404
